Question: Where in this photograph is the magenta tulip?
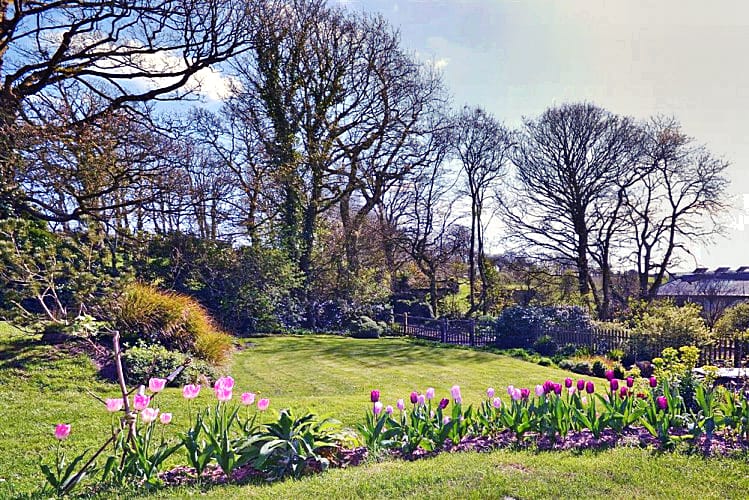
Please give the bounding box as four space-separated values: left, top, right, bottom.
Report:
241 392 256 405
54 424 71 440
133 394 150 411
610 379 619 391
585 381 595 394
626 377 634 388
257 398 270 411
649 376 658 388
564 378 573 388
553 383 562 395
619 386 628 399
148 377 167 393
605 370 614 381
214 386 232 402
370 389 380 403
577 379 585 391
520 388 530 400
439 397 449 409
656 396 668 410
160 412 173 424
410 391 419 404
182 384 201 400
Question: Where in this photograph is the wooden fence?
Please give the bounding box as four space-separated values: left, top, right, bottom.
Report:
395 313 748 367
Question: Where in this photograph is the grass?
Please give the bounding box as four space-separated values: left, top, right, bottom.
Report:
2 324 749 498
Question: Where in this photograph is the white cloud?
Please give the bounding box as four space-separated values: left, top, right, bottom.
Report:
433 58 449 70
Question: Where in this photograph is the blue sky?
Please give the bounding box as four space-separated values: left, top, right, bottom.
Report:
340 0 749 270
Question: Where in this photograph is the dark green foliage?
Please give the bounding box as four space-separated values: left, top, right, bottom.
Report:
591 359 606 378
613 363 626 379
493 306 593 349
140 233 302 334
122 342 219 386
558 359 575 370
532 335 558 356
571 361 592 375
348 316 383 339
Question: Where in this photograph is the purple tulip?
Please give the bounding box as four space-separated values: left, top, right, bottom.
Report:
605 370 615 381
397 398 405 411
586 381 595 394
410 391 419 404
385 405 394 415
610 379 619 392
426 387 435 400
656 396 668 410
649 376 658 388
553 383 562 395
417 394 426 406
520 388 530 400
492 397 502 409
577 379 585 391
439 398 449 409
619 386 629 399
451 385 462 403
487 387 495 399
370 390 380 403
564 378 573 388
626 377 634 388
543 380 554 394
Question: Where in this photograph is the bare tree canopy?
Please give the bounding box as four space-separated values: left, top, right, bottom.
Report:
1 0 257 221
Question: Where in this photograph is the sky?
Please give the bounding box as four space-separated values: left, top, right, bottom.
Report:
339 0 749 271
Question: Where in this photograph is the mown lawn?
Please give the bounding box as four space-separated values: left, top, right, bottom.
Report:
2 325 749 498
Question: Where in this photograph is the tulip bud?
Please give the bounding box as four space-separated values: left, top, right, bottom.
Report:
649 376 658 388
439 398 449 409
370 390 380 403
410 391 419 404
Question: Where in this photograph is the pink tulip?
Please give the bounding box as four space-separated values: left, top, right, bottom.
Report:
140 407 159 424
214 376 235 391
487 387 495 399
160 412 173 424
568 387 576 396
105 398 124 412
417 394 426 406
425 387 435 400
54 424 71 440
148 377 167 393
257 398 270 411
451 385 462 404
214 386 233 402
442 416 451 425
535 385 544 397
492 397 502 409
397 398 405 411
511 388 522 401
385 405 394 415
182 384 201 400
241 392 256 405
133 394 150 411
373 402 383 415
507 385 515 396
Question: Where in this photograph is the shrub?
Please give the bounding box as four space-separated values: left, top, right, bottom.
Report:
558 359 575 370
627 300 711 361
571 361 592 375
116 283 233 365
493 306 593 349
348 316 383 339
532 335 559 356
559 344 578 357
122 342 219 386
607 348 625 362
715 303 749 340
537 357 553 367
591 359 606 378
613 363 626 379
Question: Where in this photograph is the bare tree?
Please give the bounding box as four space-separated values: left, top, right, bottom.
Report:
502 103 642 319
628 117 729 300
1 0 256 221
450 106 514 314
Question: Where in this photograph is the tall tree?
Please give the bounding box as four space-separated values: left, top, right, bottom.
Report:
451 107 514 314
627 116 729 299
503 103 642 319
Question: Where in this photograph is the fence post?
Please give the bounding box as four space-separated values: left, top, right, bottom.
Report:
736 338 743 368
403 312 408 336
441 318 448 343
469 319 475 347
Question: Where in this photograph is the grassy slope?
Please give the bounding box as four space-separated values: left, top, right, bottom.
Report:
2 326 749 498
